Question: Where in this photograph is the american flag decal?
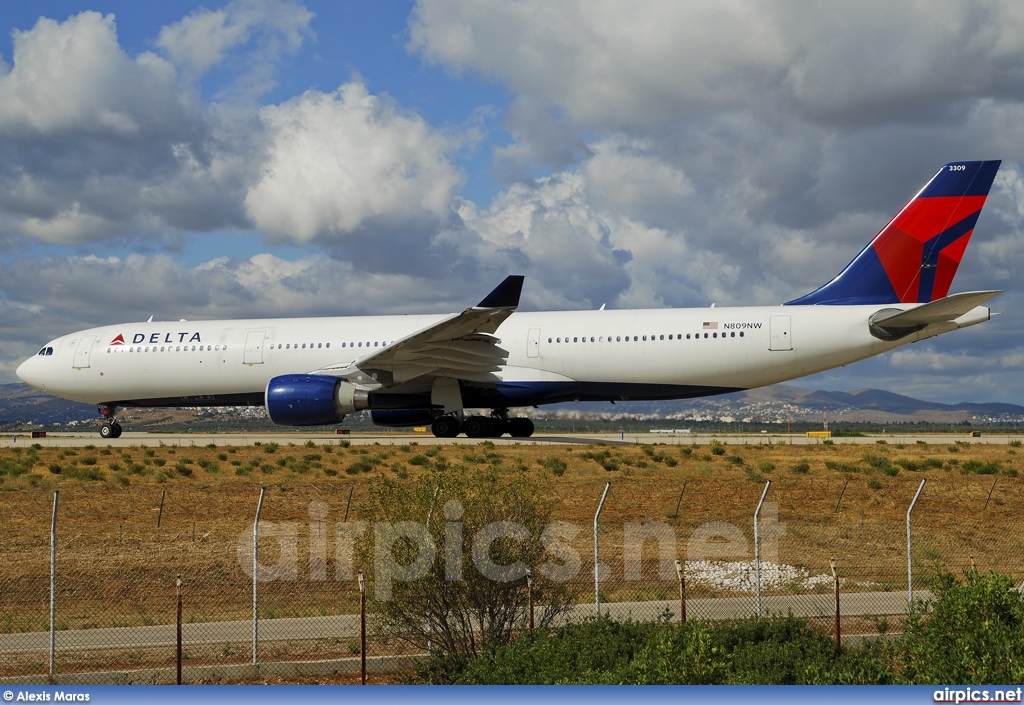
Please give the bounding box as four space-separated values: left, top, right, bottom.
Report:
702 321 718 329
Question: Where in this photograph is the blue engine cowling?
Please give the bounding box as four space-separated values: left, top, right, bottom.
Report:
265 374 369 426
370 409 435 427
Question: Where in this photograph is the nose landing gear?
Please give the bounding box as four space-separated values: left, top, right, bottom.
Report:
98 404 123 439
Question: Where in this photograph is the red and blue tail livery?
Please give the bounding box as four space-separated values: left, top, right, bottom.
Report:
787 160 1001 306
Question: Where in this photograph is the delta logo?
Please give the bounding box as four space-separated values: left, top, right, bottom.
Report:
110 332 203 345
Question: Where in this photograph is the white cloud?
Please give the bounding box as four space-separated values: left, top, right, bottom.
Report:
157 0 314 94
246 82 463 242
0 12 186 137
410 0 1024 130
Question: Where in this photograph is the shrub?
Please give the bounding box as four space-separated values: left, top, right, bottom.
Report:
893 570 1024 683
543 457 567 476
262 442 279 454
960 460 1001 475
363 470 578 663
790 460 810 474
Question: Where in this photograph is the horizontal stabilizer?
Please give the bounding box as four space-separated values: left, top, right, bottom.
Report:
869 290 1000 340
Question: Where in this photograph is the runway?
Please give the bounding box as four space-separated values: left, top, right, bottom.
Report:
0 429 1013 449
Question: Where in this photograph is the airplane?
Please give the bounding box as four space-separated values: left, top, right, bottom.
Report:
16 160 1002 440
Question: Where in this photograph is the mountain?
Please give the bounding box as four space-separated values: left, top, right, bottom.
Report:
2 382 1024 429
549 385 1024 424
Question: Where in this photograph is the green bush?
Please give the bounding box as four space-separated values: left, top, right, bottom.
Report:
543 457 567 476
426 615 891 685
894 570 1024 683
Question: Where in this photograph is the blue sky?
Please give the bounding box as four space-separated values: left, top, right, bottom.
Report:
2 1 1024 405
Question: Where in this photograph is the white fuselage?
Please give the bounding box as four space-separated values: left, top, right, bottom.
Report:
15 302 977 411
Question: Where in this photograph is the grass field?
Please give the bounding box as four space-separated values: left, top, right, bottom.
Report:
0 436 1020 627
1 435 1022 680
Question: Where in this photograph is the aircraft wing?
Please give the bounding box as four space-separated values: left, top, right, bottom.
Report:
324 276 525 385
869 290 1001 340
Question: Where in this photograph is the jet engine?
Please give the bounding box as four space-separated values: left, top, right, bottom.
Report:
265 374 369 426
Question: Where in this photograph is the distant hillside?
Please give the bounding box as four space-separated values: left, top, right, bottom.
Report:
3 382 1024 429
0 383 96 425
579 385 1024 424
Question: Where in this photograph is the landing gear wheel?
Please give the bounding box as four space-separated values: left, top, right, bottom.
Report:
111 423 123 439
100 423 115 439
431 415 461 438
508 418 535 438
464 416 493 438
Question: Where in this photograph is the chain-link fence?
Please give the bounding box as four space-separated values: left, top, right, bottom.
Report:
2 472 1022 683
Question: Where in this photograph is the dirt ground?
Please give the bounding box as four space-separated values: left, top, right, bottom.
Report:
1 436 1020 612
1 435 1022 681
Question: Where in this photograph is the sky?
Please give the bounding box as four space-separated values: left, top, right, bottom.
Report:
2 0 1024 405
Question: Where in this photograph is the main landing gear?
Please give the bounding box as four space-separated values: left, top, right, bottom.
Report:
97 404 123 439
431 409 535 439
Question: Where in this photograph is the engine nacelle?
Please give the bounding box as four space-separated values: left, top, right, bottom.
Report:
265 374 369 426
370 409 435 427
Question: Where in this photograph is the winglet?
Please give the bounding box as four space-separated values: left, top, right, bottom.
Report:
475 275 525 308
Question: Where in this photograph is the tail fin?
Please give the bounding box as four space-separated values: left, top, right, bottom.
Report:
786 160 1001 305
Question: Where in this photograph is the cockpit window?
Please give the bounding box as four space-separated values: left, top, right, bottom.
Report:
37 347 53 356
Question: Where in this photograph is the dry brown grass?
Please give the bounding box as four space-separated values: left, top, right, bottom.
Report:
1 437 1022 635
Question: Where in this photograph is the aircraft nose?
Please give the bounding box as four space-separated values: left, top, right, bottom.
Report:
16 355 42 389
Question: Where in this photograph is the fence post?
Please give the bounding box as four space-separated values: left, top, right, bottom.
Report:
907 479 926 604
831 556 840 653
753 480 771 619
49 490 58 679
157 489 166 528
252 487 266 667
358 570 366 685
983 478 998 511
527 568 534 632
834 478 849 513
176 574 183 685
594 482 611 615
675 559 686 623
672 482 687 518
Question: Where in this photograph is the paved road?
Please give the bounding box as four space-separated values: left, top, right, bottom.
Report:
0 429 1009 449
0 590 927 655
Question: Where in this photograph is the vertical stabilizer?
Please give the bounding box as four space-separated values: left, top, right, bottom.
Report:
787 160 1000 305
